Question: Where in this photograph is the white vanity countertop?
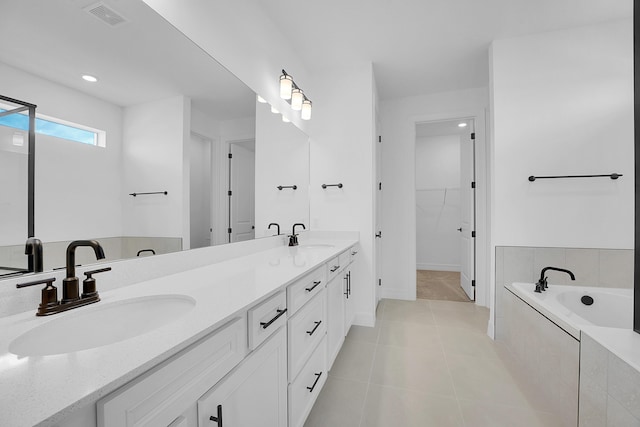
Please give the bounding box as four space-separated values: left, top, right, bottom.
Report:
0 238 357 427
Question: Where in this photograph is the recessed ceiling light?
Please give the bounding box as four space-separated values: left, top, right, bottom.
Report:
82 75 98 83
458 122 467 128
257 95 266 103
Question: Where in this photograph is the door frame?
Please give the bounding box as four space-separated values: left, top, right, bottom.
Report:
410 109 490 307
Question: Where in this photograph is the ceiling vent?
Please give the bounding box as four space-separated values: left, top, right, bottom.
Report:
84 2 128 27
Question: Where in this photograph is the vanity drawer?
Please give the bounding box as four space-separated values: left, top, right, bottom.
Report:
288 337 327 427
327 256 342 282
248 291 287 350
98 317 247 427
339 249 352 269
287 265 326 315
288 288 327 381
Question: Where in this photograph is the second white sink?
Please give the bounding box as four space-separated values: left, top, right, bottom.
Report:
9 294 196 357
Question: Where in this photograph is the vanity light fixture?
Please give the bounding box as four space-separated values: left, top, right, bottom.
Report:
280 74 293 99
257 95 267 103
291 89 304 111
458 122 467 128
280 69 312 120
301 99 312 120
82 74 98 83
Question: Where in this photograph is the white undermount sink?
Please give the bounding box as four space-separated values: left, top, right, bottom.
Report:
9 294 196 357
297 244 335 249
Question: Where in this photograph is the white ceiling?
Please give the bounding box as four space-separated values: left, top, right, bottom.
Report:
254 0 632 100
0 0 256 120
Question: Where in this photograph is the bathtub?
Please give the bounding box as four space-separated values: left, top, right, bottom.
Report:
506 282 633 339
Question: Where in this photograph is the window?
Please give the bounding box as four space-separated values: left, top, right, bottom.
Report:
0 108 105 146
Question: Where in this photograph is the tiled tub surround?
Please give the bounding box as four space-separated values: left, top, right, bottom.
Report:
500 287 580 427
0 236 183 271
0 231 358 427
580 328 640 426
494 246 633 340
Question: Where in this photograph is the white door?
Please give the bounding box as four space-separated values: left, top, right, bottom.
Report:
190 133 212 249
229 141 255 243
374 128 383 306
326 275 345 370
460 124 475 300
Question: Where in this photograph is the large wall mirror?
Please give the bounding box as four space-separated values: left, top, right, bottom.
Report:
0 0 310 276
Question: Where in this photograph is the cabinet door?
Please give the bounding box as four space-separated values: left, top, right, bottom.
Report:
198 327 287 427
326 275 345 370
344 270 355 336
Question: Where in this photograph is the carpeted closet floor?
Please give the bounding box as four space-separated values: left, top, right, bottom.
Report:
416 270 471 302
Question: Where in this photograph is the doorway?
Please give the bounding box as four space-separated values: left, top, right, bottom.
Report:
190 132 213 249
415 118 475 302
228 139 255 243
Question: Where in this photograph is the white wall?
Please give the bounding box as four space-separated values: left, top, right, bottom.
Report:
488 18 633 338
309 62 376 326
415 134 461 271
254 102 310 236
490 19 634 250
380 88 489 302
122 95 191 247
0 62 124 243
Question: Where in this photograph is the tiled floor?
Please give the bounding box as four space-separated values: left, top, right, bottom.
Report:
304 299 565 427
417 270 471 302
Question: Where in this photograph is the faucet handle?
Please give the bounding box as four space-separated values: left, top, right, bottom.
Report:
82 267 111 299
16 277 60 316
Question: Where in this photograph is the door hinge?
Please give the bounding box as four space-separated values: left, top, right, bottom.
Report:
379 182 382 190
378 135 382 143
227 228 232 234
471 182 476 189
378 279 382 287
471 132 475 140
228 153 233 159
228 190 232 196
472 231 476 238
472 279 476 287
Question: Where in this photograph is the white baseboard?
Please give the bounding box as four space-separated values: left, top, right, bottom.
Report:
380 288 415 301
416 263 461 272
353 312 375 328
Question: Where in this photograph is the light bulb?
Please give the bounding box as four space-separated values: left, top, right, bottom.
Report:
301 99 312 120
282 114 290 123
280 74 293 99
82 74 98 83
271 105 279 114
458 122 467 128
257 95 267 103
291 89 303 111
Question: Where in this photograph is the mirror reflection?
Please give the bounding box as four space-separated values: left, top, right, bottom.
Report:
0 0 310 275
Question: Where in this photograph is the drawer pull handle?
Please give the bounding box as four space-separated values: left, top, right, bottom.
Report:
306 320 322 336
209 404 223 426
305 280 322 292
330 265 340 272
260 308 287 329
307 372 323 392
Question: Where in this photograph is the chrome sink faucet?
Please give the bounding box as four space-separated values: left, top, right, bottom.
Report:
288 223 305 246
535 266 575 293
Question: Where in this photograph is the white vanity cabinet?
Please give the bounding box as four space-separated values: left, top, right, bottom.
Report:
326 246 358 370
197 327 288 427
98 317 248 427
